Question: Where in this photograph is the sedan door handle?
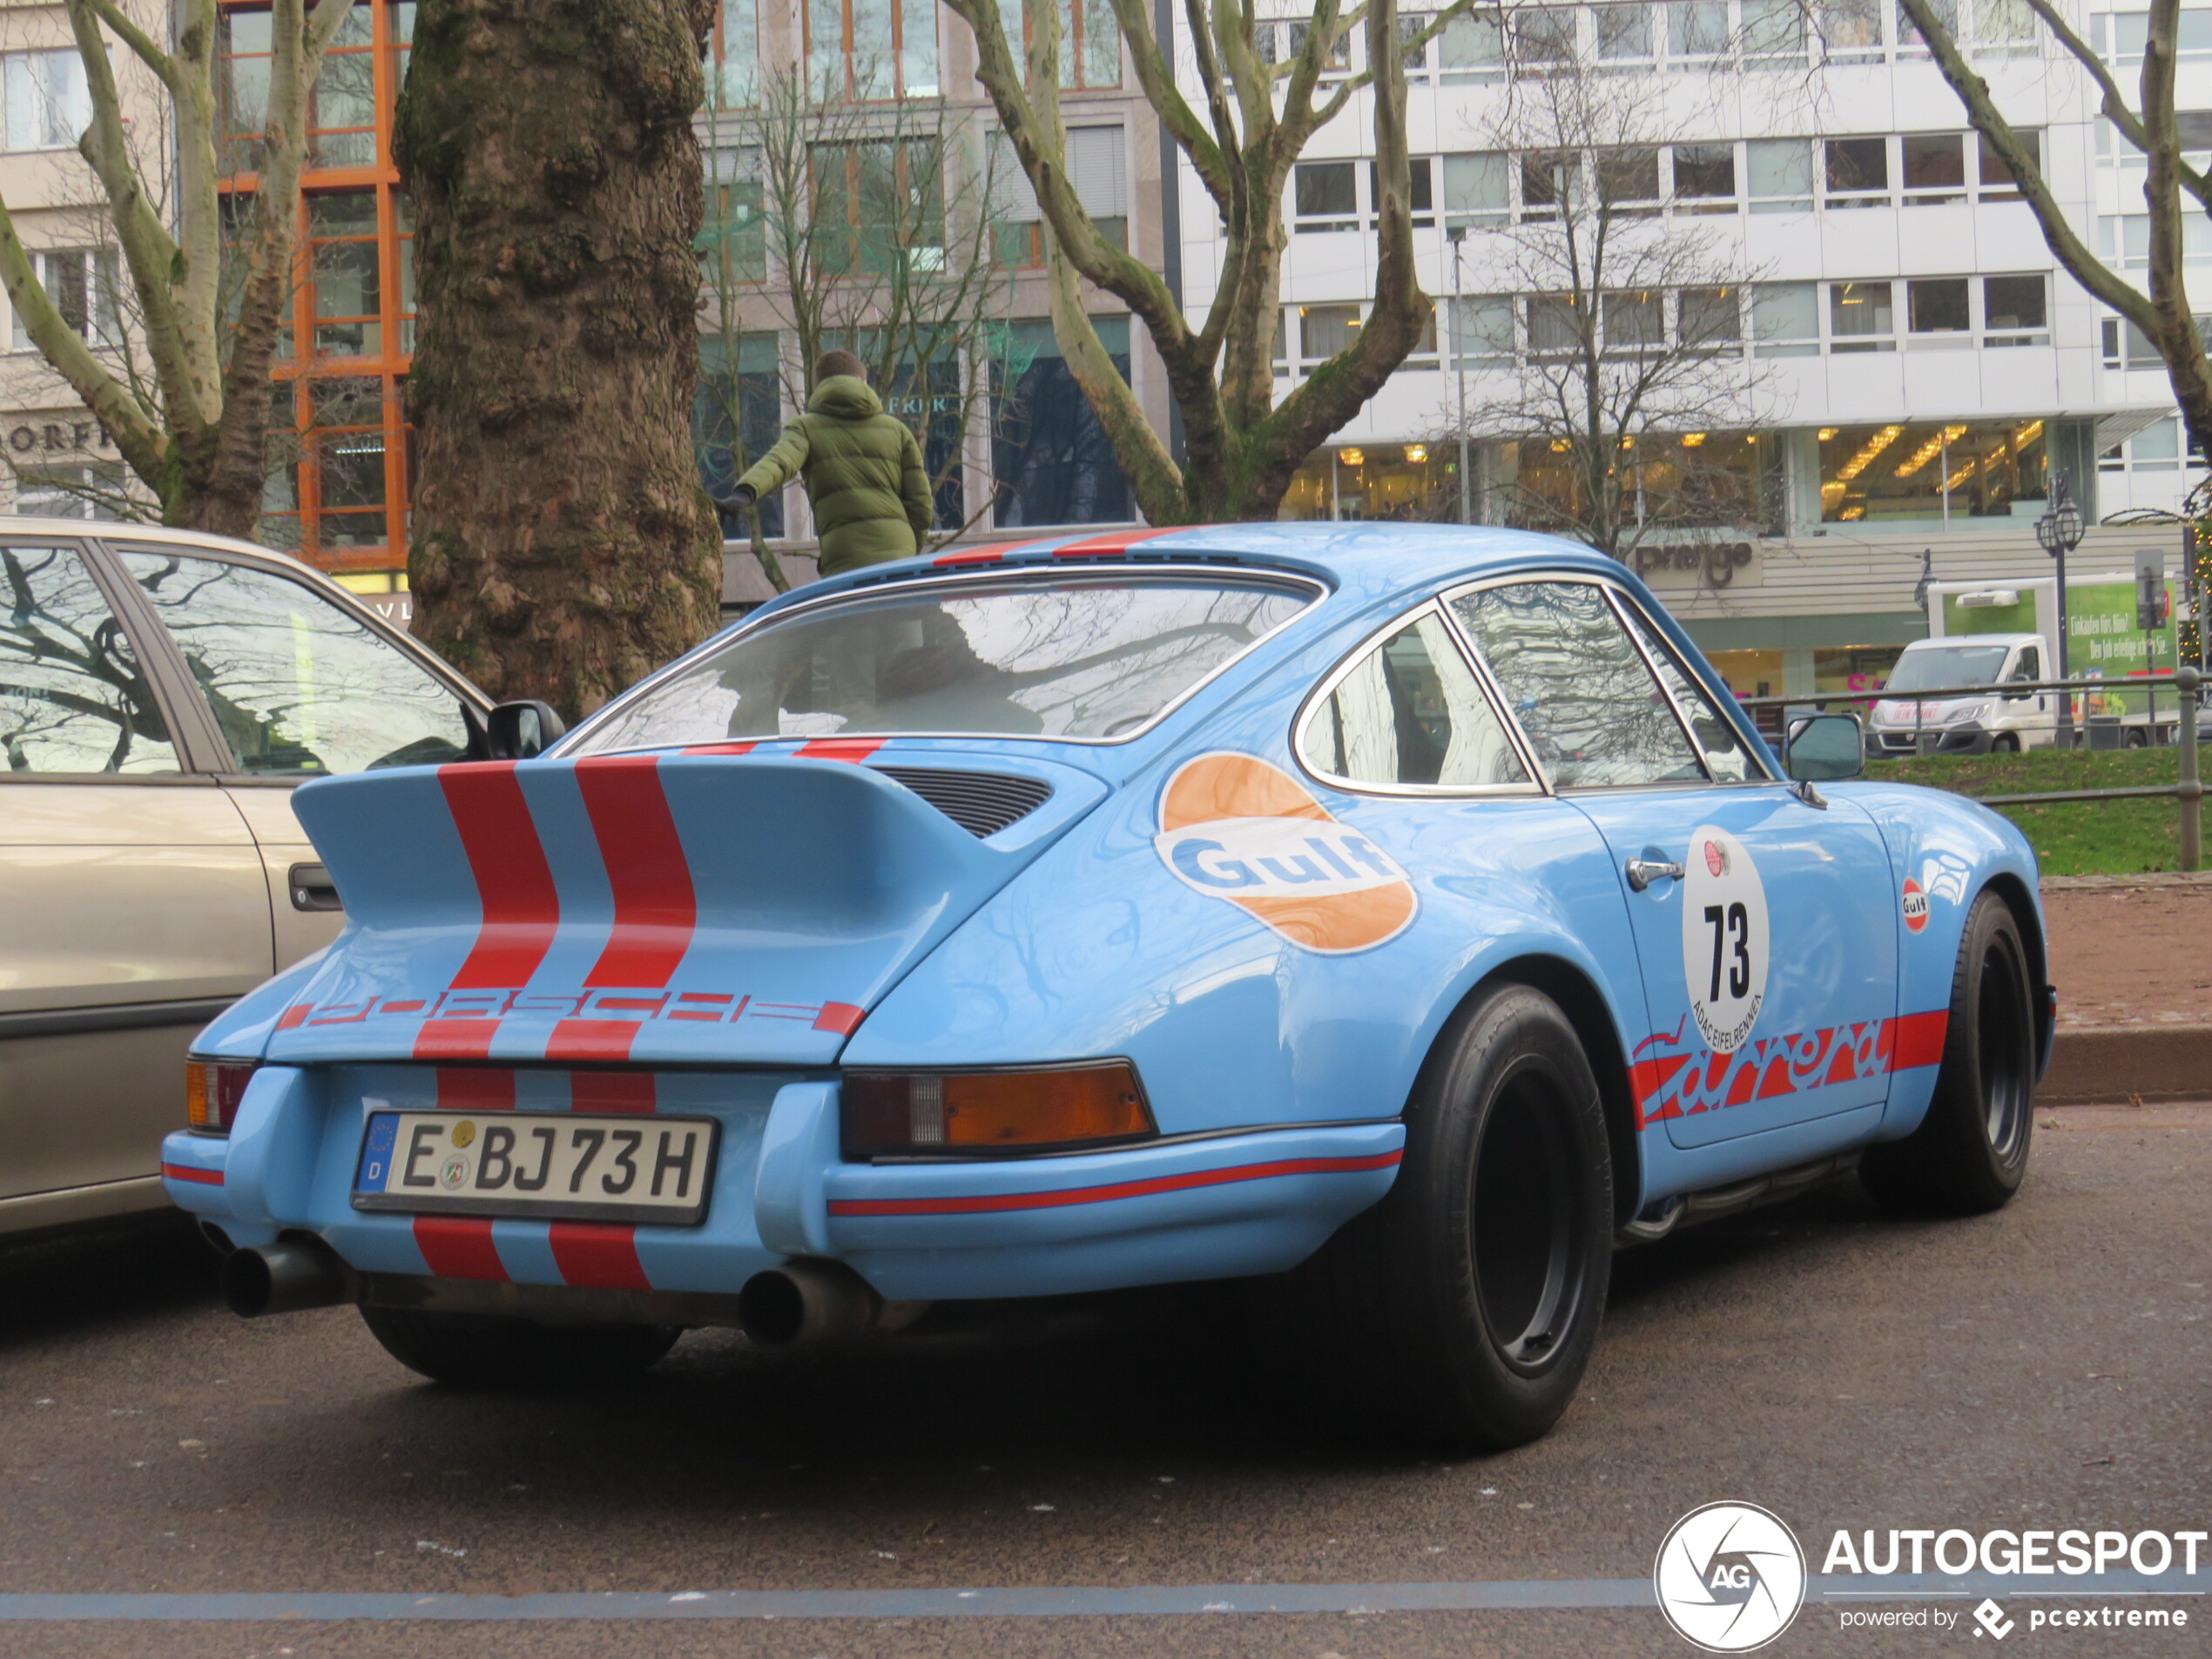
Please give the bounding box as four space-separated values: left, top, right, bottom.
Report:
1625 858 1685 892
288 861 342 913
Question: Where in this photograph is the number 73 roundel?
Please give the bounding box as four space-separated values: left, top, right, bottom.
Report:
1677 826 1770 1055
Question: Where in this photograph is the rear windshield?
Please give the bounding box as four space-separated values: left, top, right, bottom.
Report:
570 574 1314 752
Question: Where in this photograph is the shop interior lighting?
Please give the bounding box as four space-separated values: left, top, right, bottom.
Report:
1893 423 1969 480
1832 424 1902 483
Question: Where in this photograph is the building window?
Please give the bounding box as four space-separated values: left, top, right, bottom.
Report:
813 139 944 276
1751 282 1818 355
1512 6 1579 68
1299 304 1363 367
1983 273 2047 345
1818 418 2045 521
1743 0 1809 60
306 192 381 358
696 333 785 538
1976 127 2035 199
2130 418 2182 472
1746 138 1812 212
1901 132 1966 204
1448 295 1518 368
807 0 939 101
11 464 123 518
1824 137 1889 207
992 126 1125 266
1368 158 1433 227
1672 143 1736 212
1905 276 1970 345
991 315 1133 526
1439 10 1507 80
708 0 759 106
1596 148 1661 215
1281 445 1458 522
1818 0 1885 59
1667 1 1730 64
2101 314 2171 369
1679 286 1743 351
1830 280 1895 351
307 4 377 168
705 147 767 282
3 50 89 152
1527 293 1583 357
1605 289 1664 352
1442 152 1509 227
995 0 1122 87
1293 161 1359 232
1595 3 1656 64
11 250 119 350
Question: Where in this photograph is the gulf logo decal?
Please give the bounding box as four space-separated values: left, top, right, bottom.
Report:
1901 880 1930 933
1154 753 1416 953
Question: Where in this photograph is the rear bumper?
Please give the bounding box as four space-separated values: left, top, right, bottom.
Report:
160 1069 1404 1305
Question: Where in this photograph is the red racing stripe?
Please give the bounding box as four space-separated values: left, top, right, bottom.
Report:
812 1001 865 1035
1049 528 1185 557
413 1216 507 1281
826 1150 1403 1217
569 1070 656 1113
160 1163 223 1186
275 1005 312 1031
1887 1009 1950 1070
577 756 697 989
546 1019 641 1062
413 1021 502 1062
436 1069 515 1110
438 764 561 991
794 738 885 764
548 1223 651 1290
681 742 757 755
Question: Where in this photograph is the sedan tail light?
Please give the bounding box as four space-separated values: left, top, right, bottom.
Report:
842 1063 1153 1158
185 1060 257 1133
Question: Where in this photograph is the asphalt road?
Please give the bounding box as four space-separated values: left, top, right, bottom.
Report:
2 1102 2207 1659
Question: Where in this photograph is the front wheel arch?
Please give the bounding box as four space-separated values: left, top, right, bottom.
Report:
1413 954 1641 1231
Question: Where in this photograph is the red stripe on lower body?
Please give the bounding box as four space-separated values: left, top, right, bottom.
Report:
438 764 561 990
826 1150 1403 1218
437 1068 516 1110
568 1070 656 1113
413 1216 506 1280
548 1223 651 1290
1887 1009 1950 1070
413 1021 502 1061
547 1020 641 1062
577 755 697 988
160 1163 223 1186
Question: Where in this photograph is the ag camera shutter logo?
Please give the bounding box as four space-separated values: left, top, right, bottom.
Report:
1654 1501 1805 1652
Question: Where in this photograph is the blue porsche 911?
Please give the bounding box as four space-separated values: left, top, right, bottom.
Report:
163 524 2048 1450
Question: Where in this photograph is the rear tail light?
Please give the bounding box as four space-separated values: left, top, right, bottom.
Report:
841 1063 1153 1158
185 1060 257 1133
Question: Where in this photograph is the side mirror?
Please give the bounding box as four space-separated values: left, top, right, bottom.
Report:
463 699 568 761
1784 712 1865 781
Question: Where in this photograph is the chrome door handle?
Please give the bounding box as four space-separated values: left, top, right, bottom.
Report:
1625 858 1685 892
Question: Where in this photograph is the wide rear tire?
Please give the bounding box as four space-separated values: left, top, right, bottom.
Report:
1302 982 1613 1453
360 1306 680 1388
1861 890 2035 1215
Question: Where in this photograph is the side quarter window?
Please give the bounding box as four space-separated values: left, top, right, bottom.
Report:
1448 579 1705 788
0 543 179 774
113 550 469 777
1300 610 1528 789
1616 603 1759 782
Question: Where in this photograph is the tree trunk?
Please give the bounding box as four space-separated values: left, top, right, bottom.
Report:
395 0 720 718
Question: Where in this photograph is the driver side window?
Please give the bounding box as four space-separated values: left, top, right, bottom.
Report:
114 550 469 776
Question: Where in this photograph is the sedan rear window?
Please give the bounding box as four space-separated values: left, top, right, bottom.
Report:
572 575 1314 752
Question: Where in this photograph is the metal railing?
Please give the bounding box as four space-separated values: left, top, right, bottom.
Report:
1737 668 2206 871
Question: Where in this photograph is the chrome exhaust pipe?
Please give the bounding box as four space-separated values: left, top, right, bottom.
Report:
736 1260 925 1346
220 1237 354 1318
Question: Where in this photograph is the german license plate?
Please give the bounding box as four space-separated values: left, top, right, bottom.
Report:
352 1111 718 1225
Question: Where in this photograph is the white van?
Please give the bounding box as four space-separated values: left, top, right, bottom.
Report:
1865 634 2054 757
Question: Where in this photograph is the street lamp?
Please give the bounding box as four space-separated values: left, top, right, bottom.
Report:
2036 471 2087 746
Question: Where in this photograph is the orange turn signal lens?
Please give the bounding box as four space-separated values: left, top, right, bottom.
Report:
185 1059 256 1133
842 1064 1153 1158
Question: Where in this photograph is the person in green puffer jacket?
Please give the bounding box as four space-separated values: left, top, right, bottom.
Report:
724 350 935 577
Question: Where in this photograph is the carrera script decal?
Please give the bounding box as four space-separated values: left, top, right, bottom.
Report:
1677 826 1770 1054
1155 753 1416 954
1629 1011 1949 1130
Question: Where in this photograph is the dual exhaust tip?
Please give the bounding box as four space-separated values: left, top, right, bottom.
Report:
214 1231 917 1346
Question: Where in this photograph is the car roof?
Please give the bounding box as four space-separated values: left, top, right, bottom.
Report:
749 522 1635 624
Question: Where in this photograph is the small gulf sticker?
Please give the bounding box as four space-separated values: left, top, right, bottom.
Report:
1902 880 1930 933
1154 753 1417 954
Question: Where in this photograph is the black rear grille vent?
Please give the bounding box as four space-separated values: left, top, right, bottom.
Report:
879 768 1054 838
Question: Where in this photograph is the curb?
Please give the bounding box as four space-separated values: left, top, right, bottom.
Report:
2040 871 2212 892
2040 1024 2212 1104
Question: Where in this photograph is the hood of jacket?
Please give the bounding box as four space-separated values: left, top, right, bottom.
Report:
807 374 882 421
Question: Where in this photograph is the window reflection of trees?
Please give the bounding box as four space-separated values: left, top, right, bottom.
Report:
1450 582 1703 787
118 553 467 775
580 579 1312 750
0 545 178 774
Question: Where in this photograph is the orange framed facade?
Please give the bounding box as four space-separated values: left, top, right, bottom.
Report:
219 0 415 578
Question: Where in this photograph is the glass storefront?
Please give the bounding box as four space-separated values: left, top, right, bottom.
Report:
1280 443 1460 521
1817 417 2046 523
